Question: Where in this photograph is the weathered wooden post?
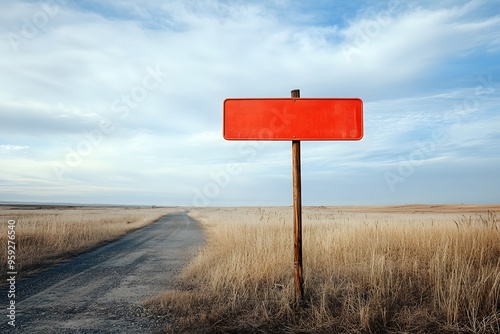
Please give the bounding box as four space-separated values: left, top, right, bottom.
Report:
291 89 304 304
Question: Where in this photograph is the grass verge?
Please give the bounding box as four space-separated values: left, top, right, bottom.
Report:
0 205 176 282
146 206 500 333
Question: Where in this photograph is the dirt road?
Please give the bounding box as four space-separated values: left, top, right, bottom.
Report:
1 212 204 333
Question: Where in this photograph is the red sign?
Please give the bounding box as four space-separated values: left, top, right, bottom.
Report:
223 98 363 140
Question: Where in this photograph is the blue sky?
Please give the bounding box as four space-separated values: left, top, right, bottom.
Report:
0 0 499 206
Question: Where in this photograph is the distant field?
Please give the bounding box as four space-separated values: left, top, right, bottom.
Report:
0 205 176 282
148 205 500 333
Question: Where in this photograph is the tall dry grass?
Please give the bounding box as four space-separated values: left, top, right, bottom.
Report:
0 206 176 281
147 207 500 333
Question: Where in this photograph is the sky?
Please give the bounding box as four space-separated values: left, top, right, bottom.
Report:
0 0 499 206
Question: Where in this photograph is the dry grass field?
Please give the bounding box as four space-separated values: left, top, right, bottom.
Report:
148 205 500 333
0 205 176 282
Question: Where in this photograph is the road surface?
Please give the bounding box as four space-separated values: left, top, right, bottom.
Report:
1 212 204 333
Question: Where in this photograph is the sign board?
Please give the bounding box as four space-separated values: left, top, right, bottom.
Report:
223 98 363 141
222 91 364 304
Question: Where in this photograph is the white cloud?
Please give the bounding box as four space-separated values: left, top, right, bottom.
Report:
0 145 30 154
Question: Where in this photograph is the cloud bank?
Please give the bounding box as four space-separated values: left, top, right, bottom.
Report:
0 0 499 205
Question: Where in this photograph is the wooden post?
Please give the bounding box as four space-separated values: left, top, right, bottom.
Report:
291 89 304 304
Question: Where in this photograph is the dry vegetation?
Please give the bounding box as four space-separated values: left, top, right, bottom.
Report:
147 205 500 333
0 205 176 281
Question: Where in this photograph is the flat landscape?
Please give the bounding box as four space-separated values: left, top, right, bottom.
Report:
3 1 499 333
1 204 499 333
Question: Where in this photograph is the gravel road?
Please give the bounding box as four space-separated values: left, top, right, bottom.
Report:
1 212 204 333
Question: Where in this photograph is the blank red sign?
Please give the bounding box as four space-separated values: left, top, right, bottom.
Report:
223 98 363 140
